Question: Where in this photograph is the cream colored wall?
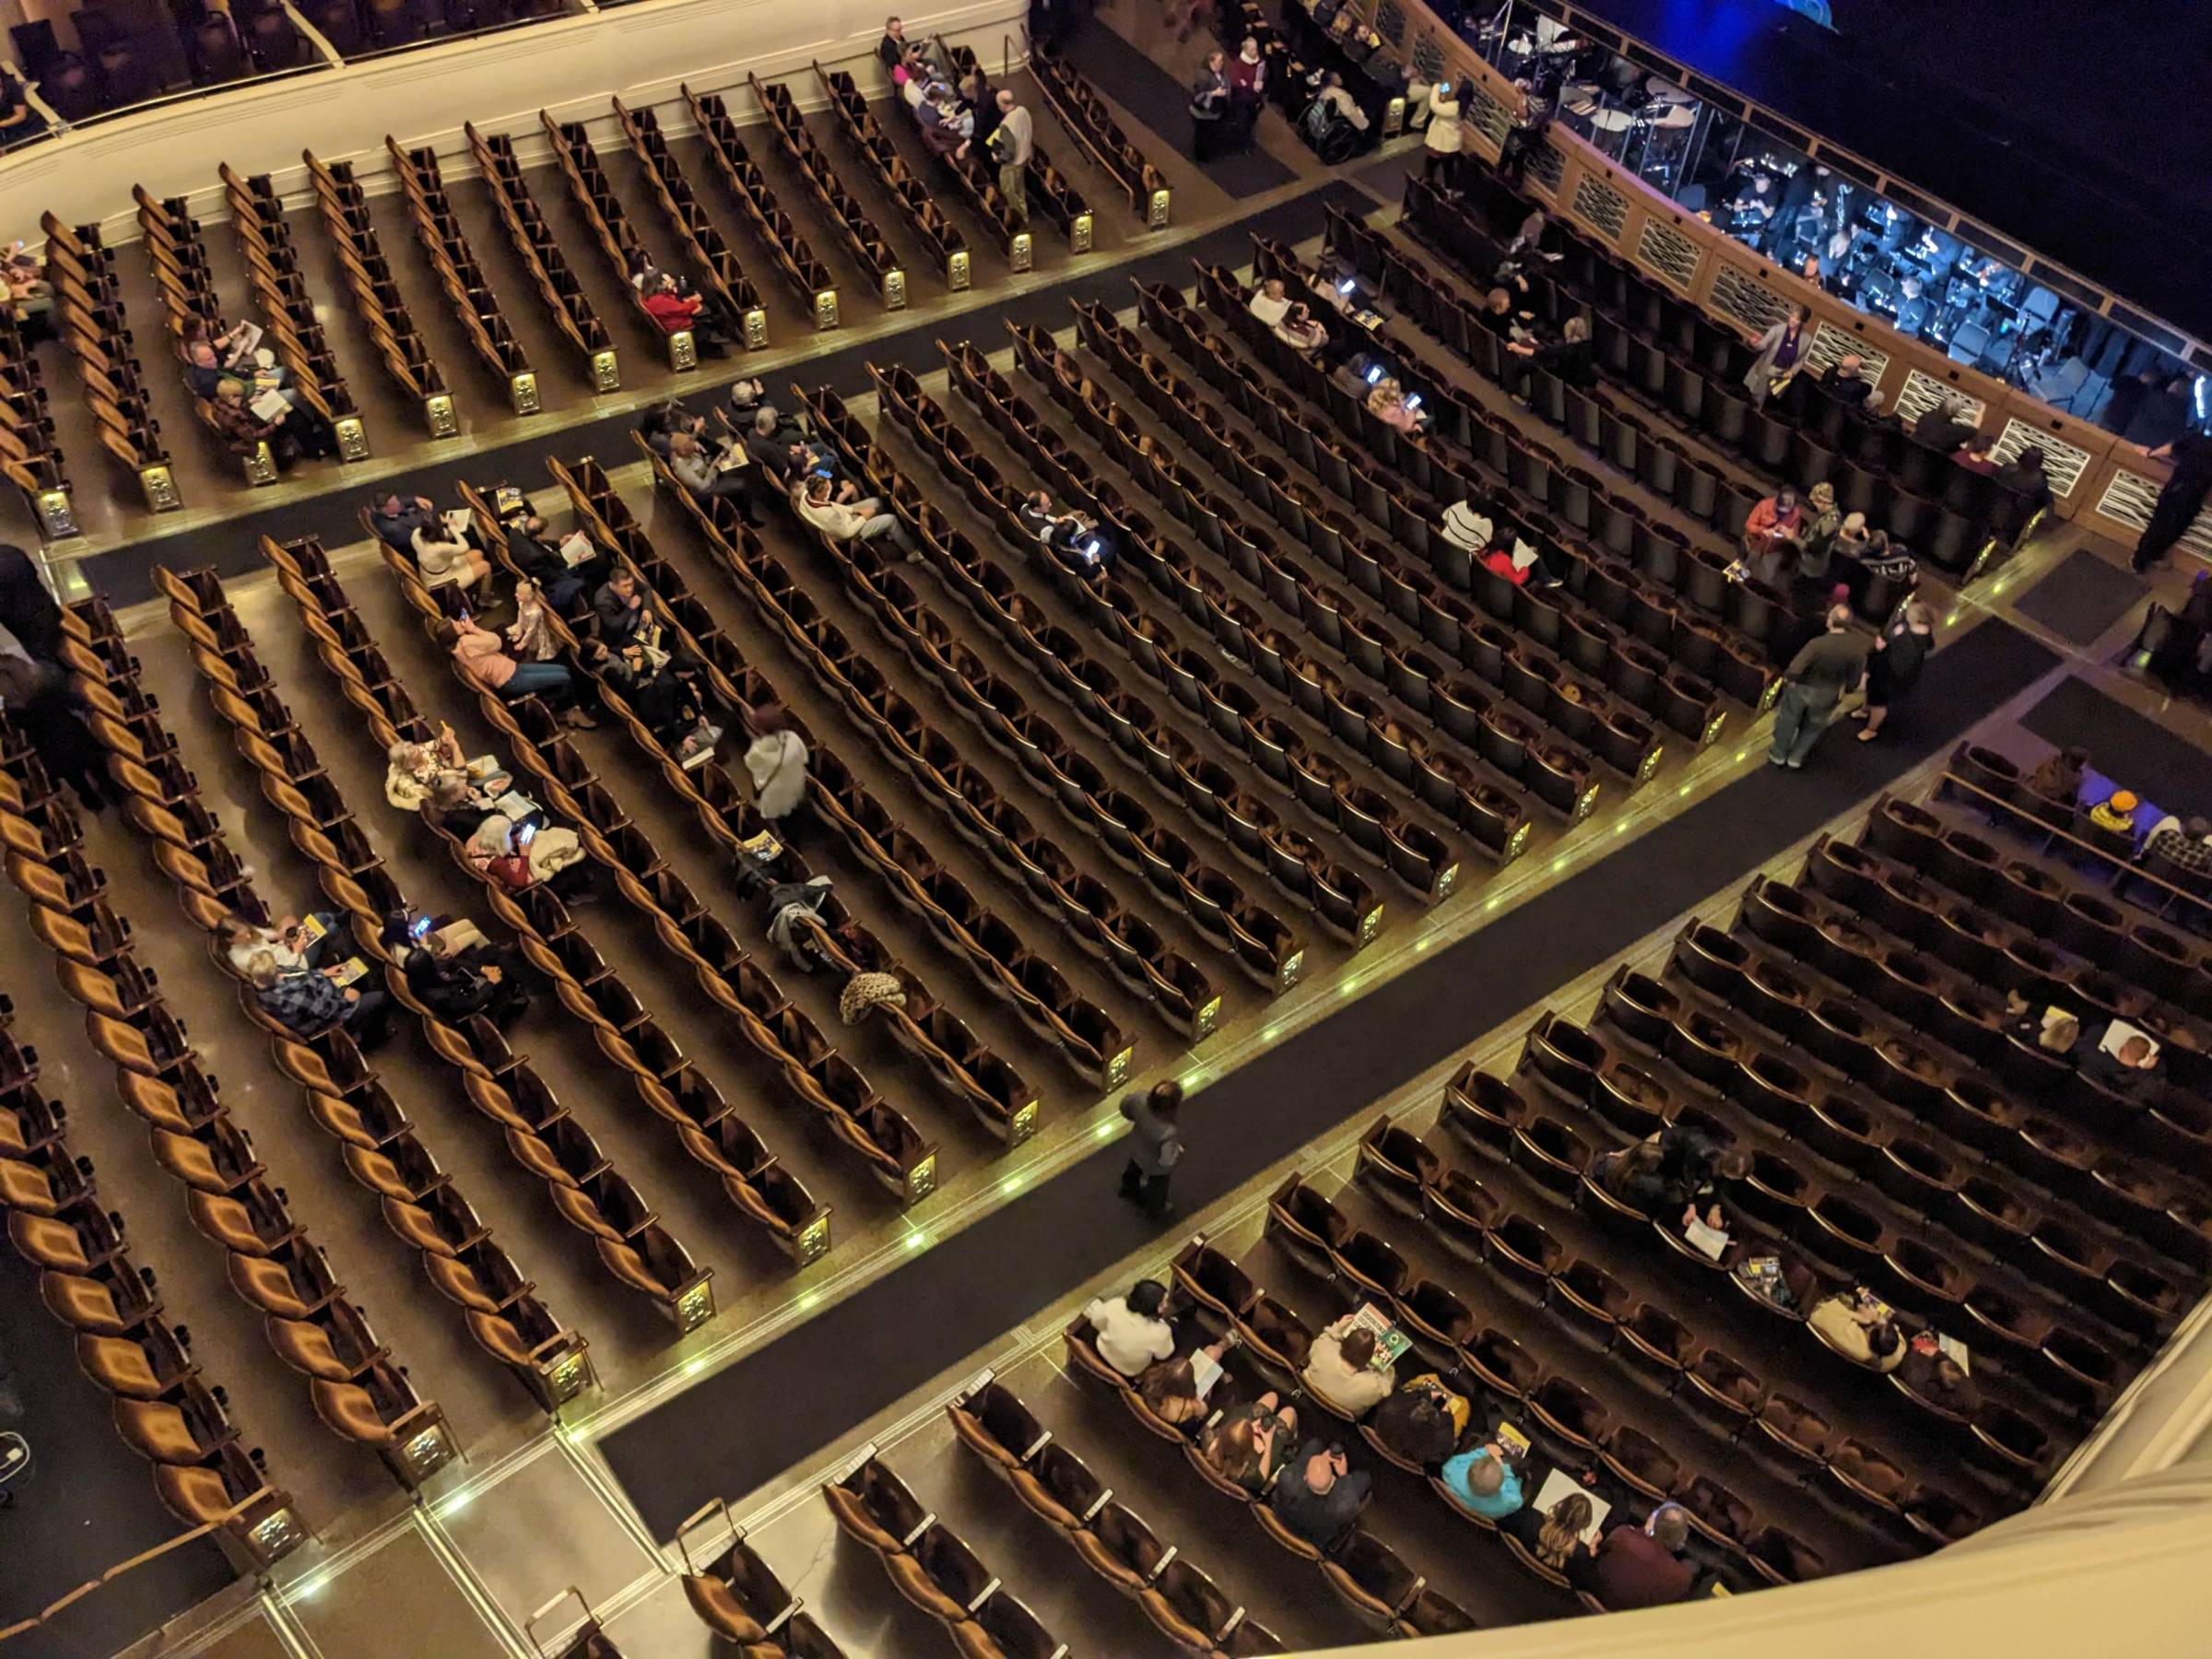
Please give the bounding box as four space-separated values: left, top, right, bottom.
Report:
6 0 1029 240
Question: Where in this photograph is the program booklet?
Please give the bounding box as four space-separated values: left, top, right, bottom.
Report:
492 485 528 517
325 956 369 988
493 791 538 822
559 531 597 568
1937 1334 1972 1375
248 388 290 422
1532 1471 1609 1540
1191 1346 1224 1399
1493 1421 1531 1460
1351 1302 1412 1367
465 754 506 782
1683 1216 1731 1260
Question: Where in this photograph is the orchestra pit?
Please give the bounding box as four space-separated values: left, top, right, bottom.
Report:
0 0 2207 1653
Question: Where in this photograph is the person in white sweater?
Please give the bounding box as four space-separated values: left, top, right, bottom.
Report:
1083 1279 1176 1378
1301 1314 1395 1417
793 475 918 559
741 702 810 830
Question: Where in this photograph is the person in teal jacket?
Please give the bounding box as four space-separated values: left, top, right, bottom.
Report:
1439 1442 1524 1521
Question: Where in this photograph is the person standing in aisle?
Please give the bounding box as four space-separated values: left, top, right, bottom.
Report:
990 89 1033 227
1768 605 1867 769
1117 1079 1185 1218
2131 428 2212 574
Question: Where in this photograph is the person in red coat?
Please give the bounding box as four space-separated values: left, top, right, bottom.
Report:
1586 1504 1697 1609
639 267 729 356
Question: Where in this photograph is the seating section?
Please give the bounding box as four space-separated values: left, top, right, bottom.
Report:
216 164 369 461
303 149 458 437
808 65 971 291
540 109 762 368
38 211 181 512
465 122 620 391
0 312 76 538
936 39 1096 253
0 608 463 1494
383 137 543 415
822 1446 1070 1657
0 984 302 1565
614 97 791 341
1027 36 1174 229
1389 182 2043 580
676 1500 850 1654
740 77 911 311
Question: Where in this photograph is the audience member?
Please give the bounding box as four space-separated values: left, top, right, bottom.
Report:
1439 1440 1524 1520
0 628 103 810
1422 78 1462 188
384 730 486 811
1738 486 1805 587
1306 70 1369 138
1913 391 1977 454
369 493 437 551
1275 301 1329 354
2080 1021 2161 1099
248 950 390 1047
403 927 531 1026
1246 276 1291 327
1369 1374 1464 1466
1203 1391 1299 1492
989 89 1033 224
423 772 494 841
2132 428 2212 574
1998 445 2052 514
1441 497 1492 558
0 544 62 658
1743 303 1809 407
2023 745 2088 803
667 432 761 525
2146 813 2212 878
1082 1278 1175 1378
1301 1314 1395 1417
1897 1335 1981 1416
502 514 603 610
1190 52 1233 162
1588 1504 1695 1608
1827 353 1876 412
742 702 811 835
1853 599 1935 741
794 475 919 559
1954 430 1999 475
217 910 336 976
1808 1288 1907 1372
1768 605 1866 770
1116 1078 1184 1217
1794 482 1842 586
1367 377 1424 434
405 512 494 594
1508 1490 1594 1576
1506 314 1593 389
443 616 586 721
877 15 907 69
1135 1343 1228 1428
2088 790 2138 837
1268 1441 1371 1547
638 268 730 356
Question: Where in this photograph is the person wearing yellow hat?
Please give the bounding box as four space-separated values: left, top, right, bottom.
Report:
2089 790 2139 837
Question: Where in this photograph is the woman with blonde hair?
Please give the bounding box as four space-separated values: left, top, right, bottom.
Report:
1530 1491 1594 1572
1855 599 1936 741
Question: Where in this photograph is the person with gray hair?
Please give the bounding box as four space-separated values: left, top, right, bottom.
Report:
1912 388 1977 453
1769 605 1867 769
1588 1501 1697 1607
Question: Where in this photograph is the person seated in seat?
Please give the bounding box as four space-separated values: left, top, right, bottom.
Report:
370 492 440 551
183 326 287 396
1506 313 1594 389
794 474 920 559
1478 288 1517 342
441 616 591 725
403 926 532 1027
914 85 971 158
1246 276 1292 328
2081 1020 2162 1099
1996 445 2052 513
385 728 502 812
1827 352 1877 413
217 909 337 976
1082 1277 1175 1378
2088 789 2139 838
247 949 391 1048
422 771 496 841
637 267 730 356
666 432 763 527
1808 1288 1907 1372
603 638 722 764
1440 497 1493 559
1268 1440 1371 1547
404 511 495 594
466 812 600 903
1370 1373 1465 1466
1913 390 1977 454
1738 486 1805 586
1367 376 1425 435
1273 300 1330 355
1506 1489 1594 1578
1134 1342 1230 1429
745 406 834 486
2003 991 2081 1058
1301 1314 1395 1417
1586 1502 1695 1608
2023 745 2088 805
206 377 305 467
1481 535 1549 590
1439 1439 1525 1520
2144 813 2212 879
1202 1391 1299 1492
639 399 701 458
1305 68 1370 138
1897 1333 1981 1416
1953 430 2000 475
502 513 604 612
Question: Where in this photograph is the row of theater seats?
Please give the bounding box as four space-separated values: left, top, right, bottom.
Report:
1026 37 1173 229
382 139 543 416
677 1500 848 1654
508 462 1045 1152
1084 299 1742 813
954 1365 1445 1647
540 108 761 370
217 164 368 462
159 563 663 1378
0 609 462 1493
745 76 911 311
635 446 1236 1050
37 212 178 512
843 55 1029 272
281 519 851 1246
674 88 844 329
1947 745 2212 937
823 1448 1072 1658
864 364 1427 945
613 98 783 344
0 313 73 535
1394 180 2046 571
1223 240 1812 670
926 337 1485 900
303 150 457 438
812 65 972 291
465 121 619 391
622 431 1144 1090
0 984 302 1563
936 37 1095 255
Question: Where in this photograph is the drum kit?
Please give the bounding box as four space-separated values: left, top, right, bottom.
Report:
1555 71 1699 181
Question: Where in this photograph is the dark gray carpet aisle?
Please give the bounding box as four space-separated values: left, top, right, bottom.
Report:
599 618 2059 1537
1066 15 1299 196
73 181 1371 609
2013 547 2147 647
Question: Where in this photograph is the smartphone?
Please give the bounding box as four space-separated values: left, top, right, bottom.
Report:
409 914 433 939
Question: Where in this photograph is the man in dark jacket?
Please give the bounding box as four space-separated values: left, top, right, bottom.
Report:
1268 1441 1371 1548
1116 1079 1184 1217
1768 605 1868 770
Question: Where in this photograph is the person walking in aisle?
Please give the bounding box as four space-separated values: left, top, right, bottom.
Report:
1116 1079 1185 1218
2131 429 2212 574
1768 605 1867 769
990 89 1033 226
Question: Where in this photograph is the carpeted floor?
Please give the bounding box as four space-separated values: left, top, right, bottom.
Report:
2013 547 2147 647
2022 673 2212 820
76 182 1371 609
1069 15 1298 197
0 1253 236 1657
599 618 2060 1538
